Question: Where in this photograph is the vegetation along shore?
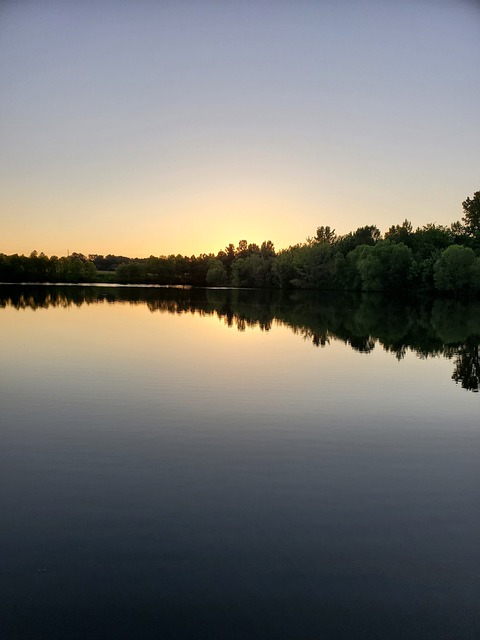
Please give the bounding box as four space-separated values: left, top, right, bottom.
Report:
2 191 480 293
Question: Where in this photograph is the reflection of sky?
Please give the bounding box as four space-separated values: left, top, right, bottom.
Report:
1 1 479 257
2 300 480 637
2 301 477 431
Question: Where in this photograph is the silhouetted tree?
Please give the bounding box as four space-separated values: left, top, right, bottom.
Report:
315 226 336 244
462 191 480 236
206 259 227 286
260 240 276 257
336 225 381 254
384 219 413 246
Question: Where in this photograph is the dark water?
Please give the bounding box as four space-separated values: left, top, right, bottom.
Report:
1 285 479 639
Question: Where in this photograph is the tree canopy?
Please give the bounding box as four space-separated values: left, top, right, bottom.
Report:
2 190 480 295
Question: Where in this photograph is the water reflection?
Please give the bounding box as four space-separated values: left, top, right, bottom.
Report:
2 284 479 640
2 284 480 392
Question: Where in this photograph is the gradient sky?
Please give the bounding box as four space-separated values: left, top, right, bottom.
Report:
1 0 479 258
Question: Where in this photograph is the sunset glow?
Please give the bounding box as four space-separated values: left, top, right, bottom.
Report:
1 1 479 258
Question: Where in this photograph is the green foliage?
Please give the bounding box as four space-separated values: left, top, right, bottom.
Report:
433 245 476 292
363 241 413 291
206 260 227 286
271 249 298 288
0 252 99 283
1 189 479 294
289 242 335 289
384 219 413 246
412 224 452 257
471 258 480 292
90 254 130 271
115 261 146 283
344 245 370 290
336 225 381 254
231 254 274 287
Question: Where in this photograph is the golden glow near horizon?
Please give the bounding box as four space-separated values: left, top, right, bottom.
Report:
2 176 473 259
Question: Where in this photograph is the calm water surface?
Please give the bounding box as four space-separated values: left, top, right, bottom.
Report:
1 286 479 639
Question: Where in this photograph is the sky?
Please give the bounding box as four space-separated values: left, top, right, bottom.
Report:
1 0 479 258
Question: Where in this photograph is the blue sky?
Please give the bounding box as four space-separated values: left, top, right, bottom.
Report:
1 0 479 257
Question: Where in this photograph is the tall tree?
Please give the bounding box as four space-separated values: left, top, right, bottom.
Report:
462 191 480 235
315 226 336 244
260 240 275 257
384 219 413 246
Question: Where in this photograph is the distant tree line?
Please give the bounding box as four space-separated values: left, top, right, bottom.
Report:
2 190 480 293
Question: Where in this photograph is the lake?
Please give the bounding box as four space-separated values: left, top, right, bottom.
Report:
1 285 479 639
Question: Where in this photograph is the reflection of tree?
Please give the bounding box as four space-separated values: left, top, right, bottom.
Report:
311 333 329 347
348 336 376 353
451 343 480 392
2 285 480 392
